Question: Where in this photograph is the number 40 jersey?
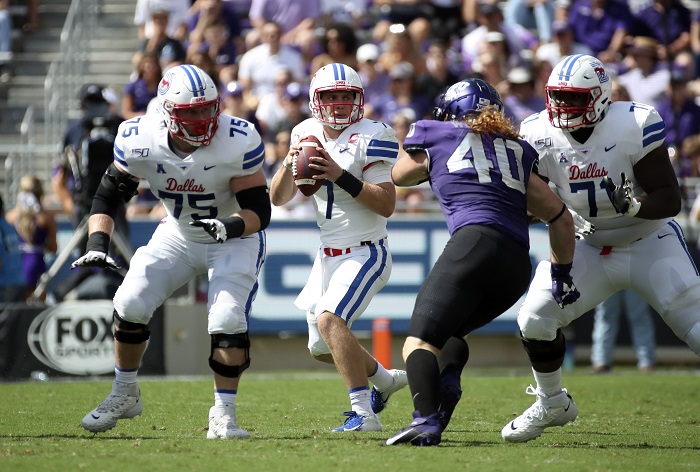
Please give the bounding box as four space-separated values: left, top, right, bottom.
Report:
404 119 539 247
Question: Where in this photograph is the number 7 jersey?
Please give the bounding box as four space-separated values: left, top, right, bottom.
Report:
113 112 265 243
520 101 670 247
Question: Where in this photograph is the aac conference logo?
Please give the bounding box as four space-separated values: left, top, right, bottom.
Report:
27 300 115 375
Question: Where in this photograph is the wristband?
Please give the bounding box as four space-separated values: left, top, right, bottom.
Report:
219 216 246 239
334 170 363 198
550 262 573 277
546 203 567 225
86 231 111 253
283 158 293 171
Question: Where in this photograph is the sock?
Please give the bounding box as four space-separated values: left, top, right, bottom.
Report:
368 360 394 391
114 366 138 385
349 386 372 415
533 367 563 396
215 389 237 407
405 349 441 416
438 336 469 378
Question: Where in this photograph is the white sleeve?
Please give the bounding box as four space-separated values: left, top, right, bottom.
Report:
363 161 392 185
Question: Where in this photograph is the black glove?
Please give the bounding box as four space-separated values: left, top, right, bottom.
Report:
190 217 245 243
602 172 641 216
70 231 121 270
551 262 580 309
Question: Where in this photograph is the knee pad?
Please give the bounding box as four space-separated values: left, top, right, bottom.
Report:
113 310 150 344
208 333 251 378
521 329 566 363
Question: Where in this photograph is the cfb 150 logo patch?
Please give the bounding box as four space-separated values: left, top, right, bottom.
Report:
27 300 115 375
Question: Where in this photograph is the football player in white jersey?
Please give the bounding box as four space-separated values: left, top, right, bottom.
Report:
72 64 271 439
501 54 700 443
270 63 408 432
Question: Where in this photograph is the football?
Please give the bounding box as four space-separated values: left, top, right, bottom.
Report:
294 135 325 197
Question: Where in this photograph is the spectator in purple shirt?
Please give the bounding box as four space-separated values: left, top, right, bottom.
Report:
247 0 320 63
656 70 700 175
374 62 432 125
356 43 391 121
188 0 243 56
631 0 691 63
567 0 633 63
122 52 162 119
502 66 546 126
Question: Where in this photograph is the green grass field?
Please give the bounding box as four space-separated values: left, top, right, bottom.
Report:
1 369 699 471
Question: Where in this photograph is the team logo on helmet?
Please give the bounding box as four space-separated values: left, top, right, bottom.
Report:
158 73 172 95
591 60 609 83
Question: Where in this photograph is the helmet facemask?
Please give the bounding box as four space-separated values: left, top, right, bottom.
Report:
311 87 364 130
309 63 365 130
163 99 220 147
546 86 602 129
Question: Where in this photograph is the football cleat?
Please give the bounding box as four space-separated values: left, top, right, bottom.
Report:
332 411 382 432
386 411 443 446
371 369 408 414
207 405 250 439
81 380 143 433
501 385 578 443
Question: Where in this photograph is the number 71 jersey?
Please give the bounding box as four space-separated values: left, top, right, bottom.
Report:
520 101 669 246
113 112 265 243
404 119 538 247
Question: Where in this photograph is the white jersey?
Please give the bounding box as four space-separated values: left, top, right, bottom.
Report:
113 112 265 244
520 101 670 247
290 118 399 248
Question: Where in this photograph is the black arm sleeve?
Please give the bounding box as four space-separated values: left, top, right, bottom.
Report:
90 163 139 218
235 185 271 231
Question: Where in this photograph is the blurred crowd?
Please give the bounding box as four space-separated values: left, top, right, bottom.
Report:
15 0 700 221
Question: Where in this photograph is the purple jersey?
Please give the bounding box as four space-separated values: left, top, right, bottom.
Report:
404 120 538 247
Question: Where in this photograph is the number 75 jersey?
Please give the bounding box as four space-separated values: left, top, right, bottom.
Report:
520 101 670 247
113 112 265 243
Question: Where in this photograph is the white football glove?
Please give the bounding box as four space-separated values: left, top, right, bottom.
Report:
190 219 229 243
71 251 121 270
569 209 595 240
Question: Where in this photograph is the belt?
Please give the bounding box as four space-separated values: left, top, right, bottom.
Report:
322 239 385 257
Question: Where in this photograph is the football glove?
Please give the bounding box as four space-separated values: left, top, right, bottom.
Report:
569 209 595 240
190 217 245 243
602 172 641 216
71 231 121 270
71 251 121 270
190 218 228 243
550 262 580 309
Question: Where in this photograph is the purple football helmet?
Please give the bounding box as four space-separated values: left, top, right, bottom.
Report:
433 79 503 121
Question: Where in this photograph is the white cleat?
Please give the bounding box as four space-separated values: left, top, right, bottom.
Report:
332 411 383 432
501 385 578 443
371 369 409 414
81 380 143 433
207 405 250 439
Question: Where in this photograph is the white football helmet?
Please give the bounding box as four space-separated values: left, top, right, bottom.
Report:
158 64 220 146
545 55 612 130
309 63 364 130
